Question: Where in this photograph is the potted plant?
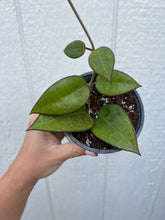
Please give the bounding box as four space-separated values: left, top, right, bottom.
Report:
28 0 144 155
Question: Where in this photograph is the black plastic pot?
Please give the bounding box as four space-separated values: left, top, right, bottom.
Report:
66 72 144 154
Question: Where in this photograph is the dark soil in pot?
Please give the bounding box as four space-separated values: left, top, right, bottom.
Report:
72 86 139 150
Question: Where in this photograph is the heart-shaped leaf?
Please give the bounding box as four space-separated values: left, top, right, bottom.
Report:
28 106 94 132
88 47 115 81
96 70 141 96
30 76 89 115
64 40 85 58
91 104 140 155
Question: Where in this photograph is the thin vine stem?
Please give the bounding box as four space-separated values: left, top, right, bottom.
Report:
89 71 96 87
67 0 96 109
67 0 95 51
85 47 93 51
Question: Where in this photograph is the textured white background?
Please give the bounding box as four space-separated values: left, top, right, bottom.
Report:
0 0 165 219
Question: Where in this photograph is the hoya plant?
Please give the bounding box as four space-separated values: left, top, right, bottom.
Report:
28 0 141 155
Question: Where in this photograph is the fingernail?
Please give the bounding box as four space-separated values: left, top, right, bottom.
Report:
85 150 98 156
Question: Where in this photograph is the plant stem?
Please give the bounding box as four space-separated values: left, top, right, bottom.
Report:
85 47 93 51
87 71 96 109
89 71 96 87
67 0 96 109
67 0 95 50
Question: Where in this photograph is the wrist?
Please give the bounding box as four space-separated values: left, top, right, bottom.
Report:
0 157 37 220
1 159 37 194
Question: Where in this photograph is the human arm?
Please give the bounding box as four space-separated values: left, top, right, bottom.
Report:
0 115 97 220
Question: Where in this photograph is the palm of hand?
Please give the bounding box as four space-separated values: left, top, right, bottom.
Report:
14 114 86 182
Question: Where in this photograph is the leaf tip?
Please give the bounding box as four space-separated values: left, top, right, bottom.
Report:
136 149 141 156
64 48 67 56
29 106 36 115
29 110 33 115
133 143 141 156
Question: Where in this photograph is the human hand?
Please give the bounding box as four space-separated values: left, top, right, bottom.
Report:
11 114 97 186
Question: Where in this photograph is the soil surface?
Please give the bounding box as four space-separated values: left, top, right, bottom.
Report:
73 86 139 150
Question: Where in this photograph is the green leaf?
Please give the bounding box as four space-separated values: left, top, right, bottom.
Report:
30 76 90 115
88 47 115 81
96 70 141 96
91 104 140 155
64 40 85 58
28 106 94 132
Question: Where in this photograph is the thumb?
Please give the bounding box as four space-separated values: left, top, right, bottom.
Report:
58 142 97 161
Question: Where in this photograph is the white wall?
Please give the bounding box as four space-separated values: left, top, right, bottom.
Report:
0 0 165 219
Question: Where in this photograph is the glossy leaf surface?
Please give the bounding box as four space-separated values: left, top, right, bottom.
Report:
91 104 140 155
30 76 89 115
96 70 141 96
64 40 85 58
28 106 94 132
89 47 115 81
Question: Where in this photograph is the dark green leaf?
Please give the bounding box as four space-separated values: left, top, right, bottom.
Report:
64 40 85 58
96 70 141 96
30 76 89 115
88 47 115 81
28 106 94 132
91 104 140 155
